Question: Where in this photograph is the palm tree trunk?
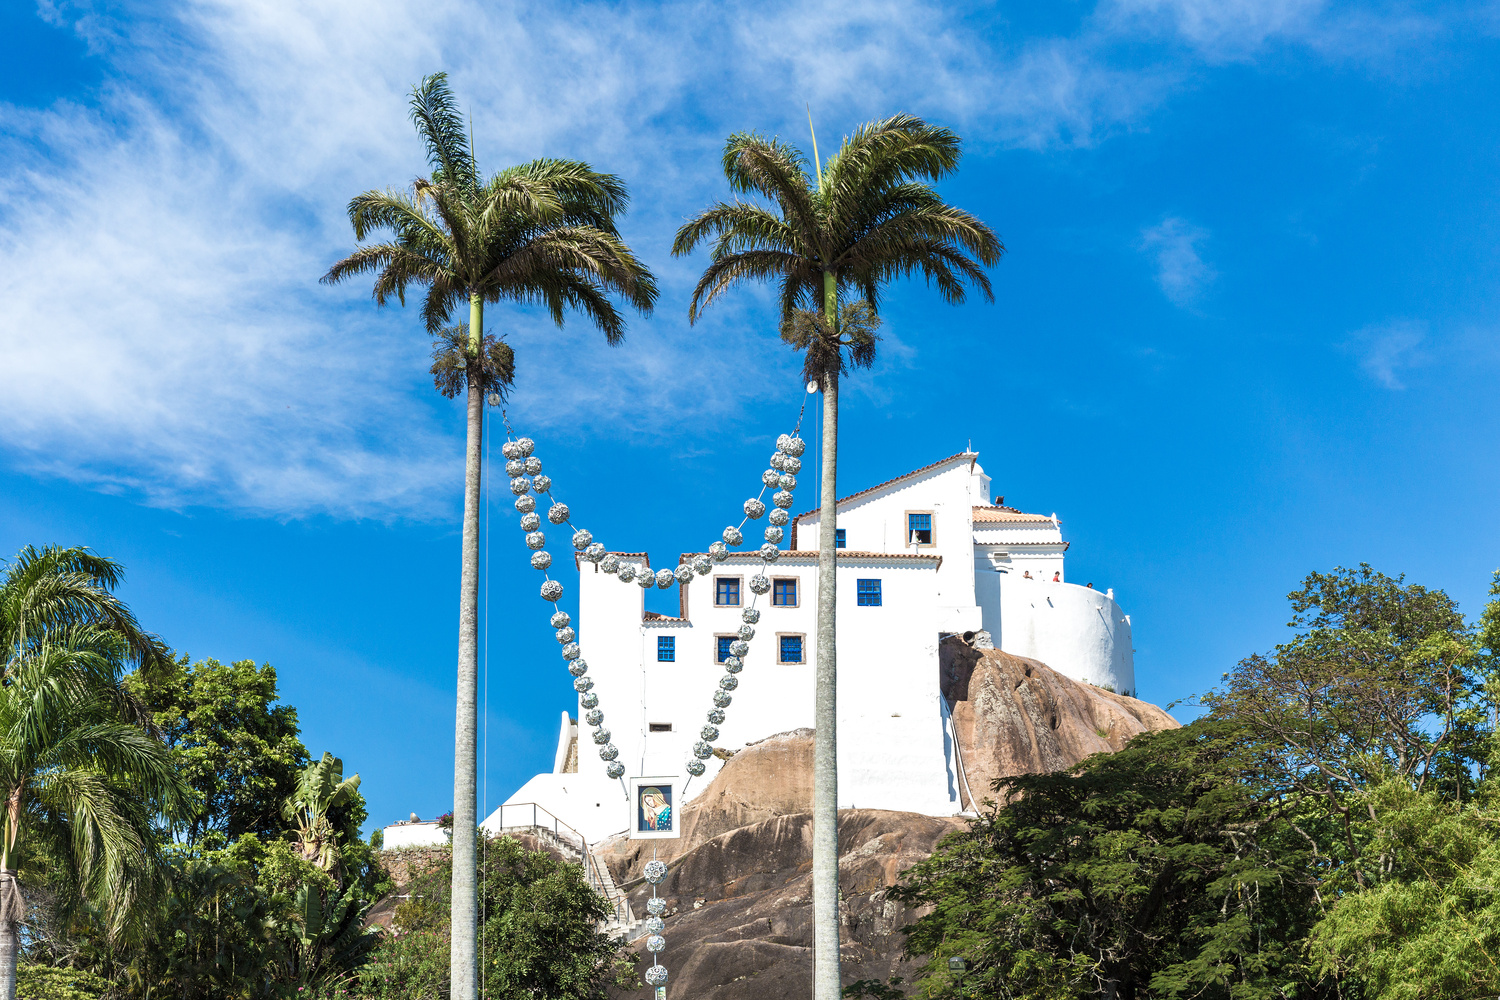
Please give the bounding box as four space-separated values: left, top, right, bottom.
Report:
449 294 484 1000
0 870 24 1000
812 273 842 1000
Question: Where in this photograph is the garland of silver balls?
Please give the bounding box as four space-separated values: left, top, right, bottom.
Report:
499 419 806 788
643 858 670 988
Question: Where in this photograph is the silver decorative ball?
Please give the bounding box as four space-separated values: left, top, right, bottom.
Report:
599 744 618 761
505 458 526 477
769 508 789 526
692 741 713 759
568 659 589 677
526 531 546 550
550 610 571 628
501 441 523 460
761 468 781 487
585 709 603 726
708 541 729 562
584 542 606 562
646 935 666 953
781 456 802 475
764 525 784 544
724 658 742 674
779 474 797 491
520 512 541 531
532 475 552 494
741 608 761 624
748 575 771 595
713 690 732 708
692 554 713 575
514 437 536 457
759 543 780 562
743 498 766 519
573 676 593 692
645 916 666 936
707 709 725 724
654 568 674 588
720 675 738 691
769 452 787 471
556 627 575 644
509 476 532 496
572 529 592 550
723 526 743 547
605 761 625 779
548 503 570 524
637 571 656 590
541 580 564 601
645 966 669 988
561 643 581 661
772 490 794 509
644 860 668 885
530 551 552 571
616 563 636 583
580 692 598 709
674 565 694 584
700 725 720 740
777 434 806 457
647 897 667 916
729 640 749 656
515 495 536 514
523 456 542 475
599 554 620 573
685 759 705 776
592 727 611 745
738 625 755 640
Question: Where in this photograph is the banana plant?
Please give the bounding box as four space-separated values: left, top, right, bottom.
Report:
281 753 361 876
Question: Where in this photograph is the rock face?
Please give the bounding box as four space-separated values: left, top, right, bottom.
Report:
603 640 1179 998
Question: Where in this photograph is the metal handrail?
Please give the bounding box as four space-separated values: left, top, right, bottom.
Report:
488 803 632 925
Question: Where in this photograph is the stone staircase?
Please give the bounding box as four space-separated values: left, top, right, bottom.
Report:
486 802 635 935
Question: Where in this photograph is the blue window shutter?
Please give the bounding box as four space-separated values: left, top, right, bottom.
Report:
857 579 882 606
657 635 675 661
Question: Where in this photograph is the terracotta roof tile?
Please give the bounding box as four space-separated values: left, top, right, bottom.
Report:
972 506 1056 524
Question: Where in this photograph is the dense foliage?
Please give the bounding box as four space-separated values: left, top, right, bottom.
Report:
885 565 1500 1000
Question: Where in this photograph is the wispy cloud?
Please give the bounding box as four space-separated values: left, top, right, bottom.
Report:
1348 318 1427 389
1139 216 1215 306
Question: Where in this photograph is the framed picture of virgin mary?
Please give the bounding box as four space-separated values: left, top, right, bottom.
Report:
627 776 680 840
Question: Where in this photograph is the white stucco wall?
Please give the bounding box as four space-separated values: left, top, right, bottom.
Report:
382 821 449 850
995 577 1136 695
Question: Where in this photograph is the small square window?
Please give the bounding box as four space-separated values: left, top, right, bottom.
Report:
779 635 804 664
716 636 735 663
648 722 673 733
857 579 882 606
772 578 797 607
907 512 933 545
715 577 741 607
835 528 846 549
657 635 675 661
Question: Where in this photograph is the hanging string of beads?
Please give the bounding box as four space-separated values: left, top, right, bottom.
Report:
642 858 670 991
500 395 808 787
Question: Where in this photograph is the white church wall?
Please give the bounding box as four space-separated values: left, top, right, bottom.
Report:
382 821 449 850
489 771 628 843
996 577 1136 694
577 554 649 781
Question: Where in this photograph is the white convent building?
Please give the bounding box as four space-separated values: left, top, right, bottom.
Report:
484 449 1134 843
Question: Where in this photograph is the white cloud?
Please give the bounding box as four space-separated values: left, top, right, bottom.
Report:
1138 216 1215 306
1349 318 1427 389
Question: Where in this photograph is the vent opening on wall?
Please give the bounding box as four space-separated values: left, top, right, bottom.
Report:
648 723 673 733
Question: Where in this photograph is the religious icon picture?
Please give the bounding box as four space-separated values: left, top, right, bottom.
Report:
627 776 680 840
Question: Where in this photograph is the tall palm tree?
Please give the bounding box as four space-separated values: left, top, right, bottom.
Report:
673 115 1001 1000
321 72 656 1000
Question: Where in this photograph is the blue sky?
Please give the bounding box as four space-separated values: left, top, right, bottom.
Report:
2 0 1497 832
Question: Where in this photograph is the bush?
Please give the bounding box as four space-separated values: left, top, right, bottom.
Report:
16 966 117 1000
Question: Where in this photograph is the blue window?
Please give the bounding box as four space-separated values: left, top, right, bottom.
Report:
779 635 804 664
857 579 882 606
907 512 933 545
715 577 740 606
773 578 797 607
717 636 735 663
657 635 675 661
835 528 846 549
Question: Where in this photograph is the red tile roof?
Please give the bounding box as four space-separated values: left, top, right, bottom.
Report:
972 506 1055 524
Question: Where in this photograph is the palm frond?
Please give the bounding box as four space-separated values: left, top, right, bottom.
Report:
685 250 808 322
408 72 476 189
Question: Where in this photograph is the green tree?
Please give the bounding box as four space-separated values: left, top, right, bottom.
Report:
0 635 192 1000
125 656 309 843
892 721 1326 1000
322 73 656 1000
673 116 1001 1000
282 753 361 877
